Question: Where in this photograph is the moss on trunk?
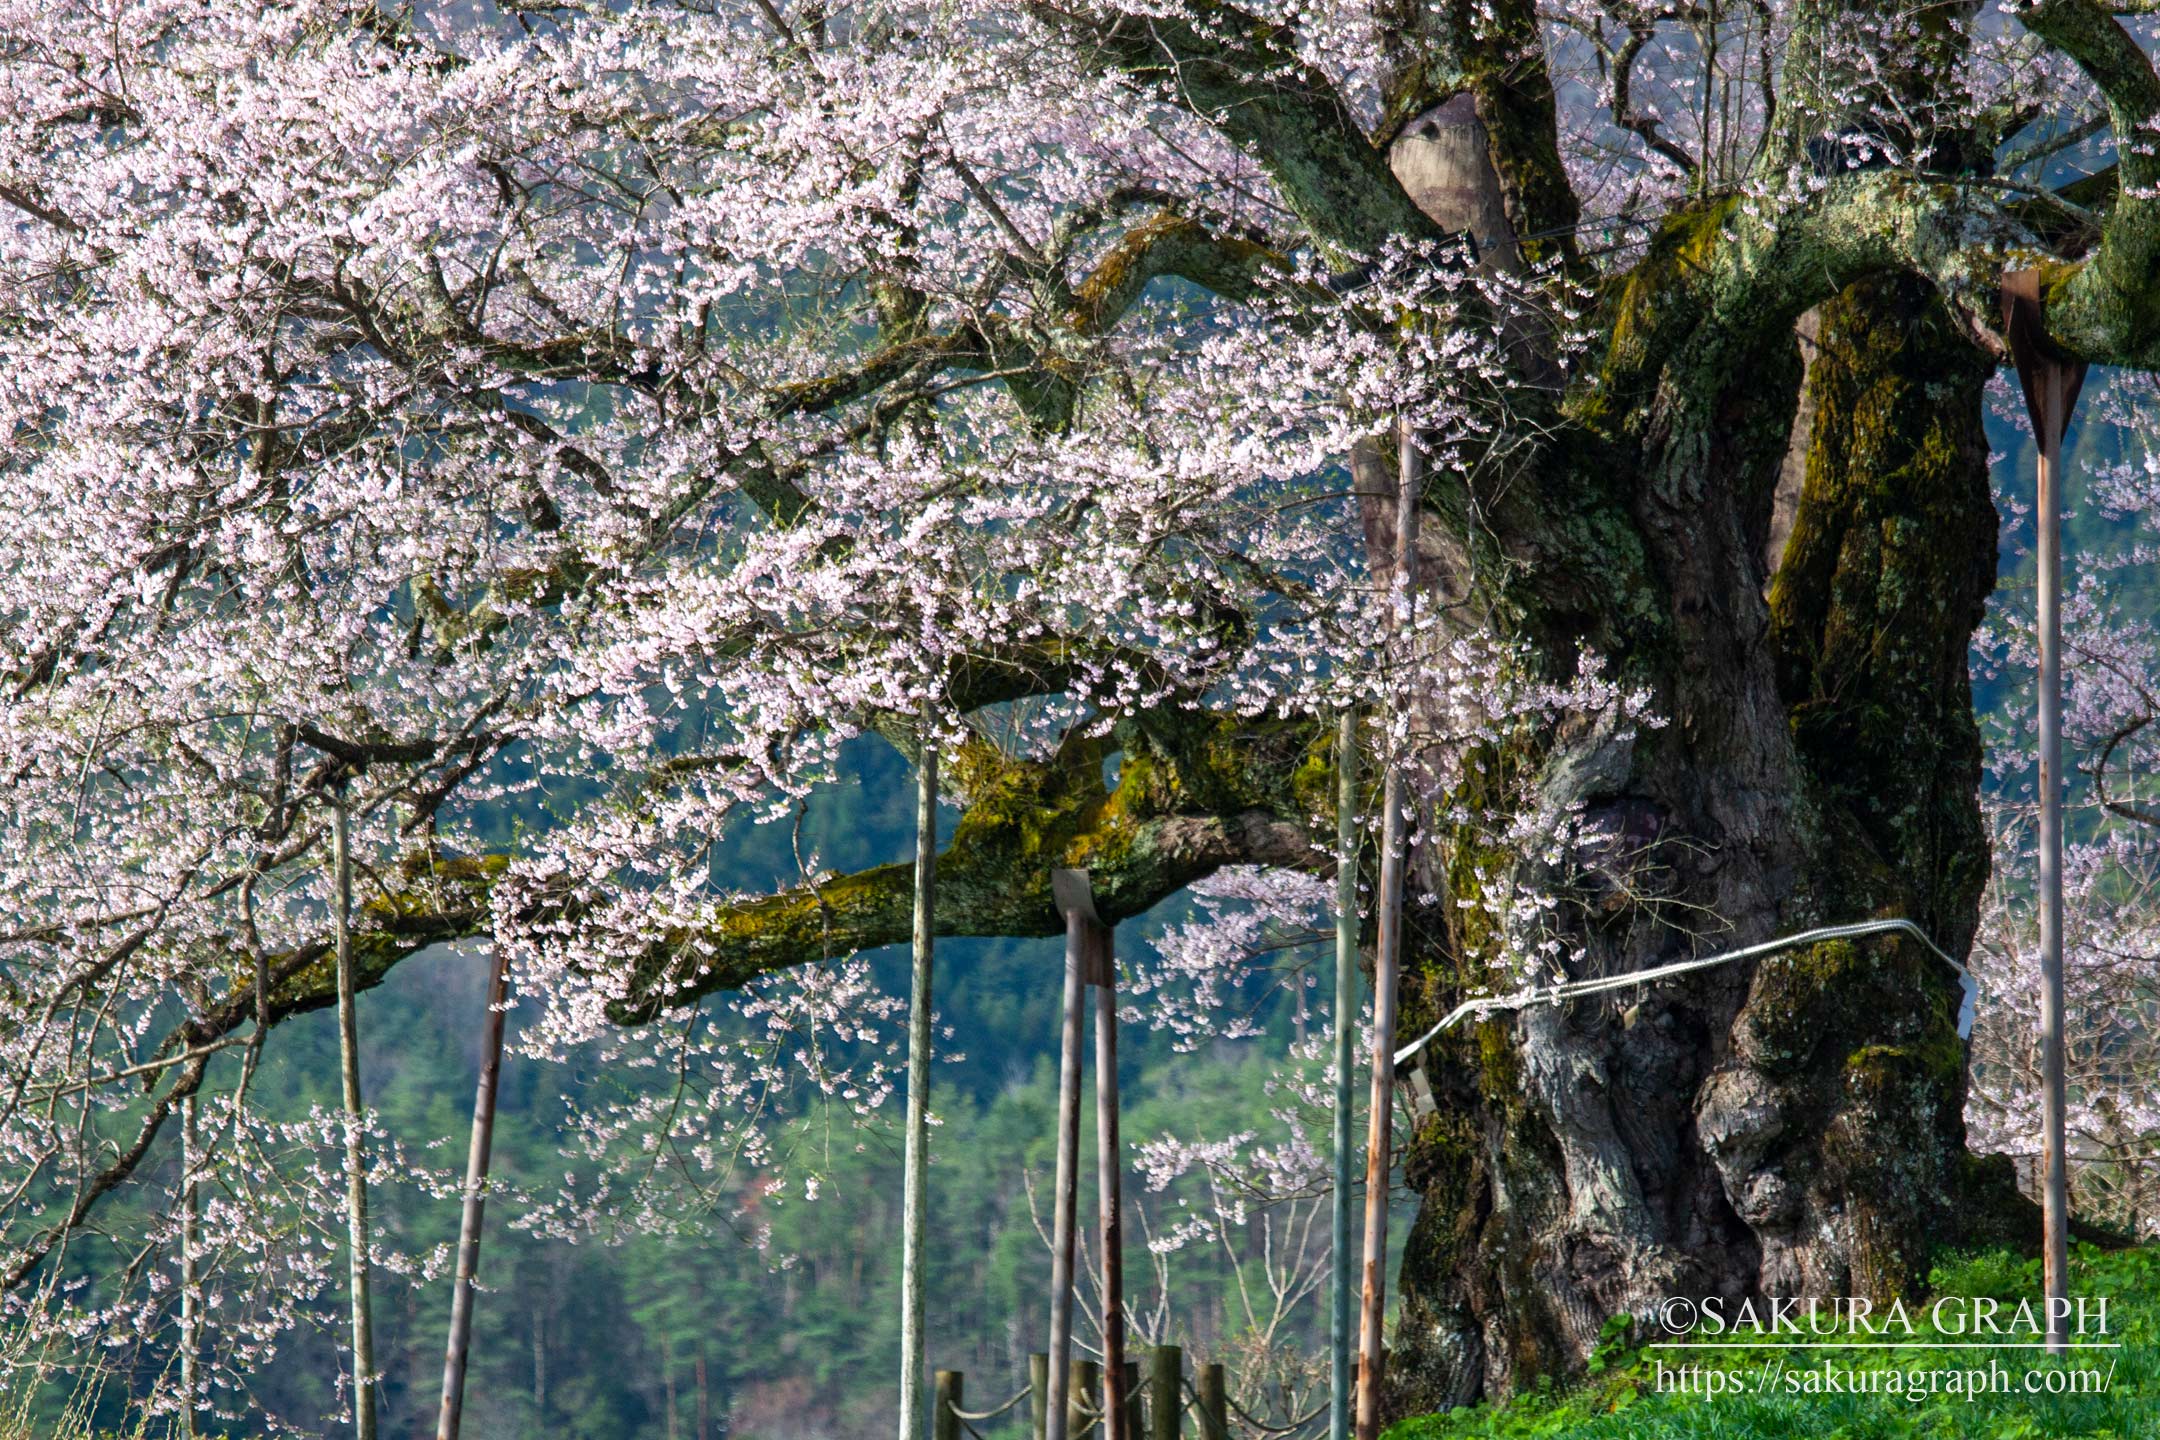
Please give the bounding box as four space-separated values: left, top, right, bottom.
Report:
1387 272 2003 1410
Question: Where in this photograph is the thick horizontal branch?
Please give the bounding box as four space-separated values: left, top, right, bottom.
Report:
151 713 1326 1043
614 713 1325 1018
1069 213 1284 332
5 705 1326 1293
614 810 1310 1020
0 857 498 1293
1595 170 2160 387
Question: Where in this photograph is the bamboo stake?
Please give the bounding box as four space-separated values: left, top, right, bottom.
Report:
1356 415 1419 1438
436 944 512 1439
1331 708 1358 1440
2003 271 2086 1355
900 719 940 1440
1096 929 1127 1440
332 795 377 1440
1045 873 1092 1440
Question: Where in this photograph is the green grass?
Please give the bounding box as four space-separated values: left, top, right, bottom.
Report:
1386 1245 2160 1440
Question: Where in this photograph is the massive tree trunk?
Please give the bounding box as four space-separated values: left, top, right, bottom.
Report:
1381 254 2017 1406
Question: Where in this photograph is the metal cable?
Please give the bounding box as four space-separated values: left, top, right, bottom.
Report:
1394 918 1972 1069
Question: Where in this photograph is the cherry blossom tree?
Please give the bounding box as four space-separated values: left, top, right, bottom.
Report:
0 0 2156 1425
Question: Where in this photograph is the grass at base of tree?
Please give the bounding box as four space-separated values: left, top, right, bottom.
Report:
1385 1245 2160 1440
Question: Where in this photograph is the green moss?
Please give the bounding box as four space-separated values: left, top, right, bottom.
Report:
1766 273 1995 944
1593 198 1738 412
1838 1035 1968 1300
369 851 510 922
946 734 1113 863
247 849 508 1015
1476 1019 1520 1096
1744 921 1963 1081
1743 939 1865 1074
265 932 418 1012
1405 1105 1483 1207
1287 725 1339 824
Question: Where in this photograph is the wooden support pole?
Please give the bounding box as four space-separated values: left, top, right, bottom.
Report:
1197 1364 1228 1440
1071 1359 1103 1440
2003 270 2087 1356
1032 1353 1051 1440
1045 872 1093 1440
436 945 512 1440
933 1370 964 1440
1147 1347 1181 1440
901 719 940 1440
1122 1361 1142 1439
1096 927 1128 1440
178 1092 200 1438
332 795 377 1440
1331 708 1358 1440
1356 415 1420 1438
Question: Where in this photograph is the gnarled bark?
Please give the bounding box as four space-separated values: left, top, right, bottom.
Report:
1386 269 2003 1409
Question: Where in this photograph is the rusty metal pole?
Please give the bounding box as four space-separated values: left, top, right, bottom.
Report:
1095 921 1129 1440
1046 870 1096 1440
436 945 512 1440
1356 414 1420 1438
2003 271 2087 1355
